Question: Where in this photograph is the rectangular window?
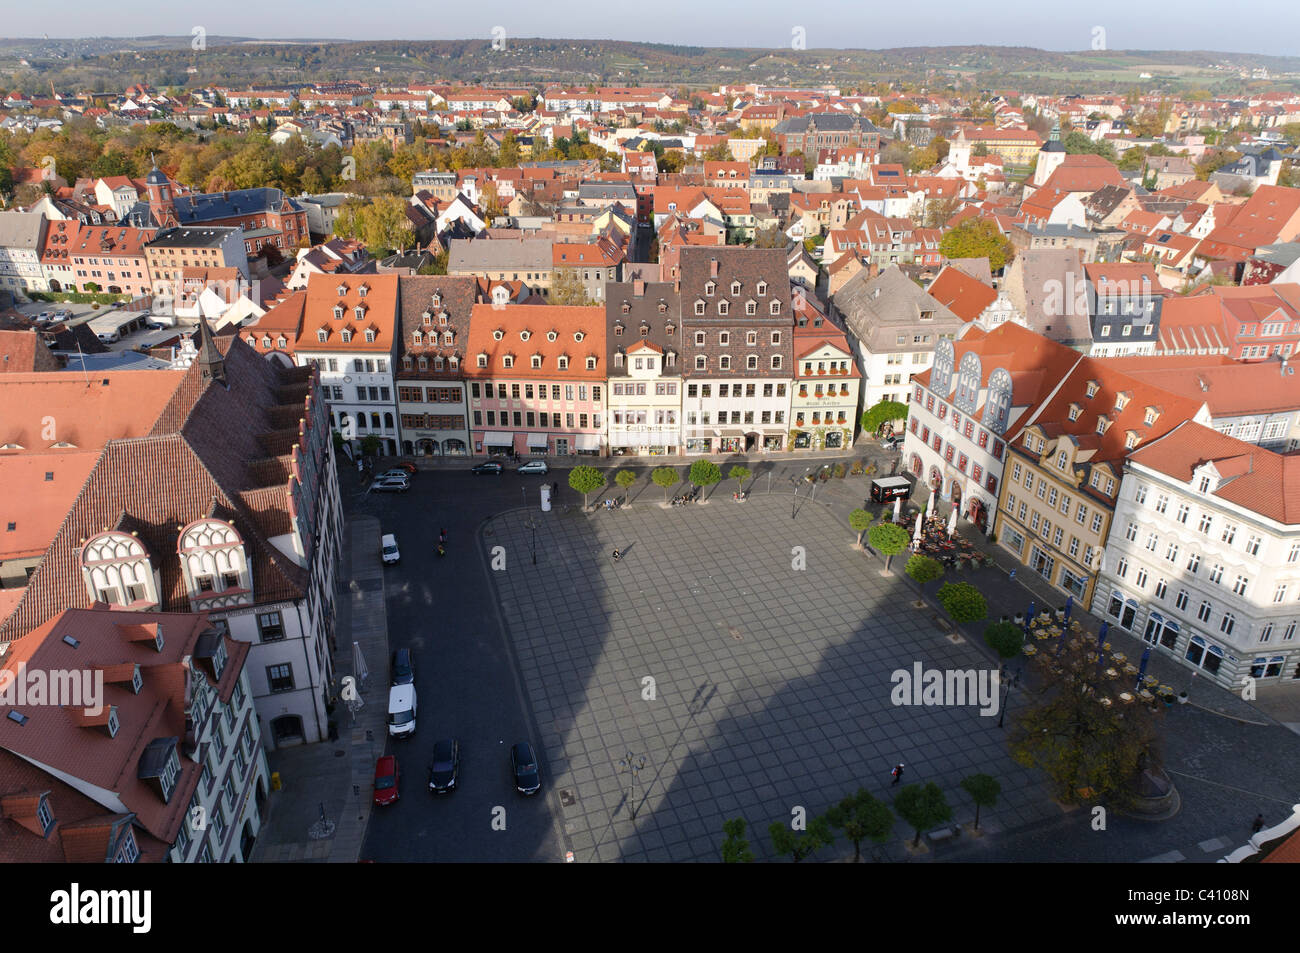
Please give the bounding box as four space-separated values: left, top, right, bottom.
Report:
257 612 284 643
267 664 294 693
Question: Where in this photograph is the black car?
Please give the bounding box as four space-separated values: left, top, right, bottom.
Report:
428 738 461 793
510 741 541 795
390 648 414 686
471 461 503 475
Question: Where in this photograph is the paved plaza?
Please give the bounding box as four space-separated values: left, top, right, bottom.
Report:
485 494 1058 862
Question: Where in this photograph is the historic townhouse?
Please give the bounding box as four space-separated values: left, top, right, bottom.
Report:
1084 262 1163 358
605 279 683 456
790 306 861 453
0 211 48 299
993 360 1208 610
396 277 476 457
1098 421 1300 689
145 226 249 311
836 265 965 413
465 304 607 458
0 606 270 862
292 274 401 458
66 222 156 296
905 324 1083 535
679 247 793 455
0 328 343 751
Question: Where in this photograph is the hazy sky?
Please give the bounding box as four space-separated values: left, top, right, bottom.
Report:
9 1 1299 57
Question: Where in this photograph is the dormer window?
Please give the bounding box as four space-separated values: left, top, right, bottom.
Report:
1114 392 1130 412
502 355 514 368
1086 380 1099 399
770 301 781 314
418 356 428 370
358 284 369 297
341 329 352 342
107 706 120 738
333 305 344 319
640 326 649 337
695 301 706 315
705 281 715 296
730 281 741 295
35 796 54 835
422 310 432 324
439 313 447 326
131 666 143 694
746 300 756 315
1096 416 1109 435
317 328 328 342
520 330 531 341
586 357 597 370
658 302 667 314
531 355 542 368
547 330 558 342
414 330 423 344
354 306 365 320
431 293 441 308
262 335 271 347
622 302 631 314
574 331 585 342
493 329 504 341
276 336 286 348
718 301 729 316
1144 407 1158 425
364 329 376 343
477 354 488 367
336 284 347 296
558 356 569 369
757 281 767 296
614 353 625 367
442 331 452 346
1125 431 1140 449
614 324 623 336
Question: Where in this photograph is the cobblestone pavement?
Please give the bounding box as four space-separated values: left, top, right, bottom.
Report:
486 495 1057 862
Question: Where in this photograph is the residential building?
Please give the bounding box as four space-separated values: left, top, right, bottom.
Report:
145 226 249 311
835 265 964 411
679 247 793 454
905 323 1083 534
448 237 554 298
0 606 270 862
1085 262 1164 357
396 277 476 457
605 279 683 456
67 223 156 297
0 327 343 750
0 212 49 299
465 304 607 457
993 359 1209 609
1099 421 1300 689
790 310 862 452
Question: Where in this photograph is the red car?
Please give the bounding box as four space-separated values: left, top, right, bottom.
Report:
391 462 418 475
373 755 400 806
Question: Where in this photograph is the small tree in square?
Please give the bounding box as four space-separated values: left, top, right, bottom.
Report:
849 509 873 548
825 788 894 863
614 469 637 502
905 553 945 586
894 782 953 848
959 774 1001 831
937 582 988 624
651 466 680 501
768 815 834 863
728 464 752 495
868 521 911 572
984 621 1025 661
721 817 754 863
689 459 722 495
569 465 606 510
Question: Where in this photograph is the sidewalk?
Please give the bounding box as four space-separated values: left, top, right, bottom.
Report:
251 514 391 863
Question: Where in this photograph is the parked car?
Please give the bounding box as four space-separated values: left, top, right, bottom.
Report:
35 312 51 322
371 475 410 493
373 755 400 806
471 461 503 475
387 684 417 738
428 738 461 794
144 321 164 331
390 462 418 475
377 468 412 482
390 648 414 686
381 533 401 565
510 741 541 795
517 460 549 475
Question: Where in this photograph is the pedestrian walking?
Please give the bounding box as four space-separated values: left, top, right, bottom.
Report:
439 528 447 544
612 549 622 562
437 544 446 558
1252 814 1265 834
891 763 904 786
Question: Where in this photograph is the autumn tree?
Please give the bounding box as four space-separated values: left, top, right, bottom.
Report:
548 268 592 306
938 219 1015 273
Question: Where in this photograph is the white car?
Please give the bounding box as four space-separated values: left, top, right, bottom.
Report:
387 684 417 738
381 533 400 565
517 460 549 475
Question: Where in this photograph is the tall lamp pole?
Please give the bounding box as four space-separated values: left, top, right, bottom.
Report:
619 751 646 819
997 666 1020 729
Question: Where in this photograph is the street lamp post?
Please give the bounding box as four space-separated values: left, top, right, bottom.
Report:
997 666 1020 729
524 515 537 565
619 751 646 819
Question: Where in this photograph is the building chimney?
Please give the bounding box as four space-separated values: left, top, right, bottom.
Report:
633 279 645 297
709 258 719 278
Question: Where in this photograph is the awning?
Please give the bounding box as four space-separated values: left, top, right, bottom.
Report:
483 431 513 447
714 428 744 438
611 430 650 447
575 434 601 451
527 432 549 449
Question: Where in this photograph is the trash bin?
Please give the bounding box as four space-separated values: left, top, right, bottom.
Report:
540 483 552 512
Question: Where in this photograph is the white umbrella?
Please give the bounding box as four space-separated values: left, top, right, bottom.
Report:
926 492 935 518
947 507 959 538
352 640 369 689
893 497 902 522
913 512 923 543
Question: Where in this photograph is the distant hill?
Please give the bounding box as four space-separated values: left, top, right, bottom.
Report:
2 38 1297 94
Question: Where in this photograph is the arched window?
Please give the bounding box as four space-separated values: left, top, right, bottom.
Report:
384 413 394 429
955 351 982 414
931 337 955 396
983 367 1013 434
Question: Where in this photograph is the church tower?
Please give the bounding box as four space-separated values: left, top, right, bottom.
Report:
1033 122 1067 188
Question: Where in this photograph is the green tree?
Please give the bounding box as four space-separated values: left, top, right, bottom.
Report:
688 459 722 495
359 433 382 458
751 225 786 248
768 815 834 863
868 522 911 572
728 465 751 495
848 508 873 548
334 195 412 255
959 774 1001 831
651 466 680 501
894 782 953 848
905 553 945 586
937 582 988 624
568 465 607 511
825 788 894 863
548 268 593 306
614 469 637 502
938 219 1015 273
721 817 754 863
861 399 908 435
983 621 1025 661
1063 130 1117 162
703 143 735 162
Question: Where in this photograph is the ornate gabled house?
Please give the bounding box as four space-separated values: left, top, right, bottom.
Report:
0 323 343 750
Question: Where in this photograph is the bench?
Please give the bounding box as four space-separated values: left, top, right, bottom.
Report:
924 825 962 846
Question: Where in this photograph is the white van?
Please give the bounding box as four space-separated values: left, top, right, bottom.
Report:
97 330 121 344
381 533 400 565
387 684 417 738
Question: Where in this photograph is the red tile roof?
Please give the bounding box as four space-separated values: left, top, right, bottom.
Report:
926 265 997 322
